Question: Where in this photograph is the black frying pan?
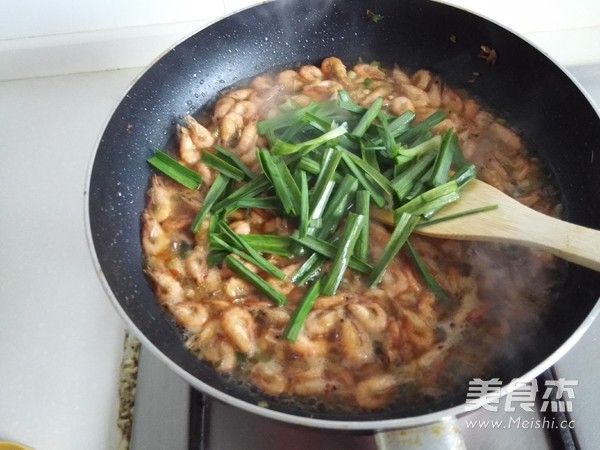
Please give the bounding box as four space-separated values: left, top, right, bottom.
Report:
86 0 600 430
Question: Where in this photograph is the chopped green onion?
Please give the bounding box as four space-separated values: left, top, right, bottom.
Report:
406 241 452 304
310 147 343 213
337 90 365 113
397 109 445 145
430 129 455 187
394 180 459 217
219 222 286 280
289 233 372 274
309 180 335 230
416 205 498 228
354 190 370 261
339 147 392 195
387 111 416 137
376 111 399 156
316 174 358 240
451 163 478 188
390 151 436 200
321 213 365 295
283 278 321 342
191 174 231 233
212 175 271 212
351 96 383 138
367 212 420 287
147 150 202 190
201 150 246 182
224 255 287 305
291 252 326 285
340 150 386 208
223 196 279 213
397 134 442 158
271 123 348 156
257 150 301 216
209 234 293 257
298 170 310 239
213 145 256 179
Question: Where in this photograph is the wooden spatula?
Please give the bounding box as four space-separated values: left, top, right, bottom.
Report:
371 178 600 271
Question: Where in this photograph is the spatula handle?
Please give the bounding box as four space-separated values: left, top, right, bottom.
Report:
527 211 600 272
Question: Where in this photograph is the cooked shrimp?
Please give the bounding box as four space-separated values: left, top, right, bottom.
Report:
141 210 170 255
402 308 436 351
147 266 184 305
388 96 415 116
221 306 256 355
223 276 253 300
320 56 347 80
258 307 290 328
219 112 244 146
184 115 215 149
148 176 173 222
291 367 330 396
360 87 392 107
340 319 374 367
411 69 433 91
213 96 236 122
178 125 200 165
441 87 464 114
226 88 254 101
400 84 430 108
185 246 208 285
277 69 305 92
302 80 343 101
236 122 258 154
427 78 442 108
312 294 345 310
347 302 387 334
231 100 257 121
355 375 398 410
353 63 385 80
170 301 208 333
195 161 214 188
489 122 522 153
392 66 411 83
304 308 343 337
298 65 324 82
288 332 330 357
229 220 251 235
251 361 288 396
250 75 274 91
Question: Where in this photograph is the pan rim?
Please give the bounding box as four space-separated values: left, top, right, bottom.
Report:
83 0 600 430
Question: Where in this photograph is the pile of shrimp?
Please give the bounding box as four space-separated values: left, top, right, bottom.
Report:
141 57 564 411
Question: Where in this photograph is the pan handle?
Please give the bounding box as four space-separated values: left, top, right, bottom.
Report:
374 418 465 450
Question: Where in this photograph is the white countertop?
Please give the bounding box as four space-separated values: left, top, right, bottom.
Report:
0 1 599 449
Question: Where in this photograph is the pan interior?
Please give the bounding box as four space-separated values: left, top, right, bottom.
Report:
88 0 600 424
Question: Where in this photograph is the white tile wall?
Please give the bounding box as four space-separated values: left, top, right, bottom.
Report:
0 0 599 82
